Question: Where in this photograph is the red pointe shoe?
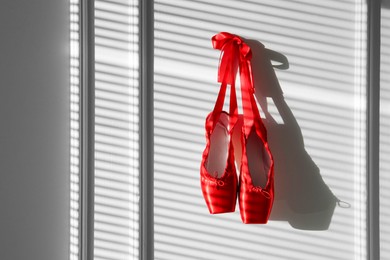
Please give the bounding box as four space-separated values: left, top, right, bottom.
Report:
238 44 275 224
200 110 238 214
200 33 242 214
239 122 275 224
201 32 275 221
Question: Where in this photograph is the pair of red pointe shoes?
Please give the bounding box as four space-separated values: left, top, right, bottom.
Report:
200 32 274 224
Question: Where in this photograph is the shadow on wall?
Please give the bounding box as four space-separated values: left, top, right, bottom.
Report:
244 39 342 230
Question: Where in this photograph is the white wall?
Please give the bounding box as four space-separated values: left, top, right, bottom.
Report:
93 1 140 259
0 1 70 260
154 0 367 259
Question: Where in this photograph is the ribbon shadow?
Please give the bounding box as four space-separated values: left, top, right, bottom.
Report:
244 39 339 230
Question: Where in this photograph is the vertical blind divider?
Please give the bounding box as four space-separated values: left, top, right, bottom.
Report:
367 0 381 259
80 0 95 259
139 0 155 260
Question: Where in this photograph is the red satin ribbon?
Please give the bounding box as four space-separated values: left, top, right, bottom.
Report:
212 32 265 138
212 32 252 86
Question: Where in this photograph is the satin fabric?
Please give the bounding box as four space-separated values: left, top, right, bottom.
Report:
200 33 240 214
200 88 238 214
201 32 274 223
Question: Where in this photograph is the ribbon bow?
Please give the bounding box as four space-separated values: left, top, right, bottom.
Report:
211 32 253 87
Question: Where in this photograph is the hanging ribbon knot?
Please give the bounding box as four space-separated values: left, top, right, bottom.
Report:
212 32 253 87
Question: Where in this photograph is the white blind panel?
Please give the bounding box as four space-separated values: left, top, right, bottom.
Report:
154 0 367 259
70 0 80 259
380 1 390 258
94 0 139 259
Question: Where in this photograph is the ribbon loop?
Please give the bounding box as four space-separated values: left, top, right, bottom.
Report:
212 32 264 138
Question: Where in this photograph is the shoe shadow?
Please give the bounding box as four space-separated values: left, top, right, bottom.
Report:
244 39 341 230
